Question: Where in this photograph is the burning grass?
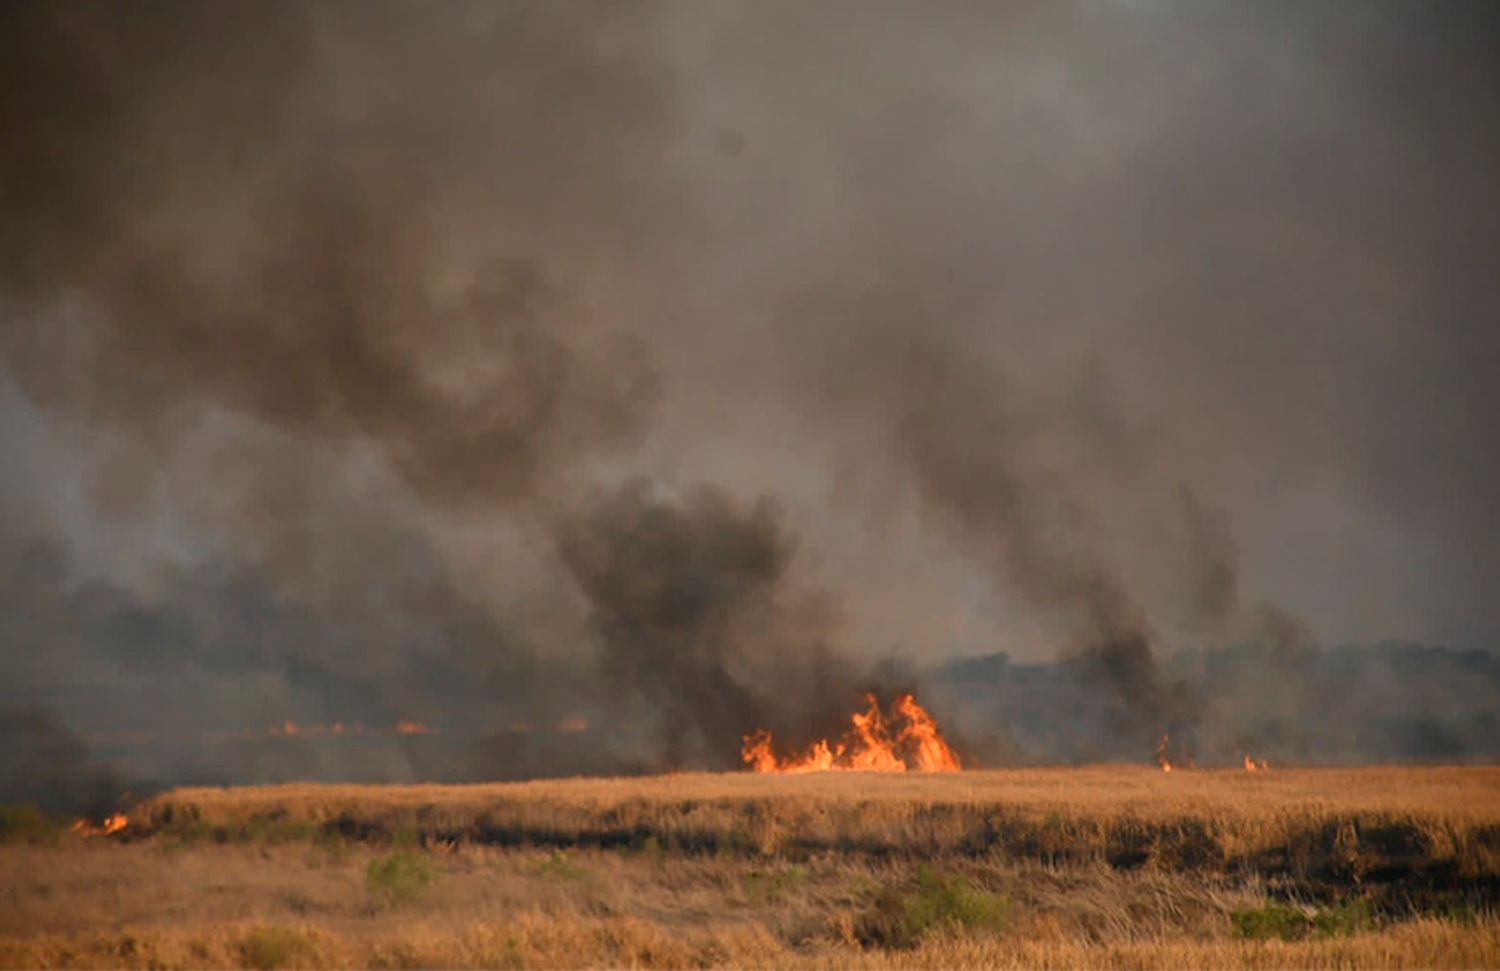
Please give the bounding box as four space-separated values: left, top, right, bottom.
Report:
743 693 962 774
3 766 1498 968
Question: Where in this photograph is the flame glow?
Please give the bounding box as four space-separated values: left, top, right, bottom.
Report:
1243 754 1270 772
1155 733 1174 772
742 693 961 773
395 720 438 735
70 813 127 838
264 720 435 737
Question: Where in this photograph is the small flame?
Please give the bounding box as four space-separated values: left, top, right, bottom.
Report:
70 813 128 838
1153 733 1199 772
396 720 438 735
1243 754 1270 773
742 693 961 774
1155 733 1174 773
264 720 435 737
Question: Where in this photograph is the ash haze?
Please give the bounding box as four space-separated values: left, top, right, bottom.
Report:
1 1 1497 807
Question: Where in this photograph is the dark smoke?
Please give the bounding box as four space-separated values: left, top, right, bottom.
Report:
0 707 124 816
559 480 863 768
1 1 660 511
1 1 1498 797
885 343 1199 744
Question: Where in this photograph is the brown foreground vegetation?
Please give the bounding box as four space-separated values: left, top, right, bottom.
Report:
3 767 1498 968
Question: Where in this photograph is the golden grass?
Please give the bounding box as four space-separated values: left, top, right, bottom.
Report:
144 765 1500 821
3 840 1496 969
137 766 1500 881
6 915 1499 970
4 767 1497 968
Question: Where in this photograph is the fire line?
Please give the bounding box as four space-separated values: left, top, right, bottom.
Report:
742 693 961 773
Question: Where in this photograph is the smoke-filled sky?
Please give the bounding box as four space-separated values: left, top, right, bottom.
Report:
1 1 1497 796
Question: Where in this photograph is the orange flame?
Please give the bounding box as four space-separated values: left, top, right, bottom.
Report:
264 720 436 737
742 693 961 773
70 813 128 838
396 720 438 735
1155 733 1173 772
1243 754 1270 773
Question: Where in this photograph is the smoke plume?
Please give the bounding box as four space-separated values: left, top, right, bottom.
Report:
559 480 862 768
1 1 1497 798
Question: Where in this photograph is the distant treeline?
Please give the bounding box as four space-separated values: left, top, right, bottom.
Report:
928 642 1500 768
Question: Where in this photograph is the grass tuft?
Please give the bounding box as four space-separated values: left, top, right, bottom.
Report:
742 864 807 905
856 865 1009 948
0 803 65 845
1232 897 1377 941
531 849 587 880
240 925 319 970
365 851 434 907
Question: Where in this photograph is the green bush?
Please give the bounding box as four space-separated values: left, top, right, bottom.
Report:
530 849 586 880
627 834 667 866
1232 902 1312 941
857 866 1009 948
240 926 319 970
742 864 808 906
1313 897 1376 936
0 803 65 845
1232 898 1376 941
366 852 434 907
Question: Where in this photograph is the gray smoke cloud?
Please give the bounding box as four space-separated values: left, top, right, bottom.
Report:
1 1 1497 804
558 480 869 769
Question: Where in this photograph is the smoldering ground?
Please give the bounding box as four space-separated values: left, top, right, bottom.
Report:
2 2 1498 809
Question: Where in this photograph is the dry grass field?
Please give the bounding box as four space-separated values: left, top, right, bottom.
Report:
3 766 1498 968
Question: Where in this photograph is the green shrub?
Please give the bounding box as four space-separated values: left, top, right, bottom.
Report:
0 803 64 845
1232 898 1376 941
742 864 808 906
856 866 1009 948
530 849 586 880
1313 897 1376 936
1232 902 1312 941
628 834 667 866
366 852 434 907
240 926 319 970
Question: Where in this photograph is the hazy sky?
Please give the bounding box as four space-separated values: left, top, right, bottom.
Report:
1 1 1497 778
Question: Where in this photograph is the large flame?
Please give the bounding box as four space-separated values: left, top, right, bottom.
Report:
742 693 961 773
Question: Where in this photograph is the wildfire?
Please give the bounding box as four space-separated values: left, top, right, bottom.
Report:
270 720 343 736
1243 754 1270 773
264 720 436 737
396 720 438 735
1153 733 1199 772
742 693 961 774
70 813 128 838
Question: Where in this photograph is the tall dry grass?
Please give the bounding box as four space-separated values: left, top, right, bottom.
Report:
3 767 1497 968
3 840 1497 969
136 767 1500 886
